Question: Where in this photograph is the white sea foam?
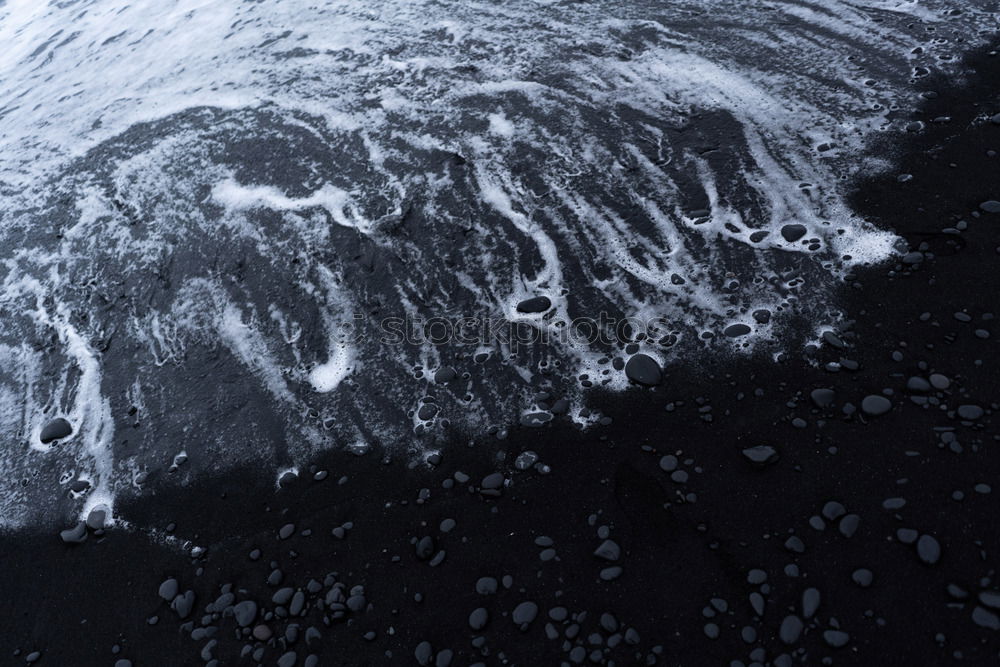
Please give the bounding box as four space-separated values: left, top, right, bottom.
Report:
0 0 990 525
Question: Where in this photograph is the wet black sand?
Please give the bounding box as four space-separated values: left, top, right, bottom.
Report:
3 41 1000 667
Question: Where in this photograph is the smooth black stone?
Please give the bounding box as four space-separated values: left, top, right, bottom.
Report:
810 388 836 408
624 354 662 386
861 395 892 416
59 522 87 544
780 223 807 242
516 296 552 313
433 367 457 383
723 323 751 337
741 445 779 466
40 417 73 444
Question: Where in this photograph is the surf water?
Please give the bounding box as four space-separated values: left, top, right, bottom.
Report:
0 0 990 526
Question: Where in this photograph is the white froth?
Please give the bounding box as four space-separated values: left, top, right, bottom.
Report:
0 0 990 525
212 179 373 233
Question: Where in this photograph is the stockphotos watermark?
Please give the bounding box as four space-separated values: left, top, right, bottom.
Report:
328 313 678 349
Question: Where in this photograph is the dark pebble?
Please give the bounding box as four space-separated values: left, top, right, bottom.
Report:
433 367 457 383
780 224 807 242
39 417 73 443
861 395 891 416
741 445 779 466
624 354 662 386
723 323 751 337
59 522 87 544
234 600 257 627
516 296 551 313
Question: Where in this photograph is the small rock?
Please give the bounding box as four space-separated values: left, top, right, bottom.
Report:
917 534 941 565
724 323 751 338
516 296 552 313
234 600 258 627
593 539 621 561
861 395 892 416
781 224 807 242
823 630 850 648
158 578 179 601
40 417 73 443
624 354 662 386
512 601 539 626
59 522 87 544
742 445 779 466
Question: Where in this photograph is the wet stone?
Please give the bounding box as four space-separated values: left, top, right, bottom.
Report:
475 577 498 595
861 395 892 416
516 296 552 313
839 514 860 538
469 607 489 630
234 600 257 627
822 501 846 521
742 445 779 466
624 354 662 387
929 373 950 389
86 508 106 531
158 578 179 601
780 615 804 644
514 451 538 470
852 569 873 587
594 539 621 561
979 200 1000 213
172 590 196 619
480 473 504 490
781 224 807 242
811 388 835 408
416 536 435 560
290 590 306 615
512 601 539 626
972 606 1000 630
917 534 941 565
823 630 850 648
272 588 294 605
39 417 73 443
433 367 457 383
785 536 805 554
957 404 984 420
802 588 820 618
724 323 751 338
59 522 87 544
822 330 846 349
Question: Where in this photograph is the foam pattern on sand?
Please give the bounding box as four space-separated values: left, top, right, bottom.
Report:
0 0 990 524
